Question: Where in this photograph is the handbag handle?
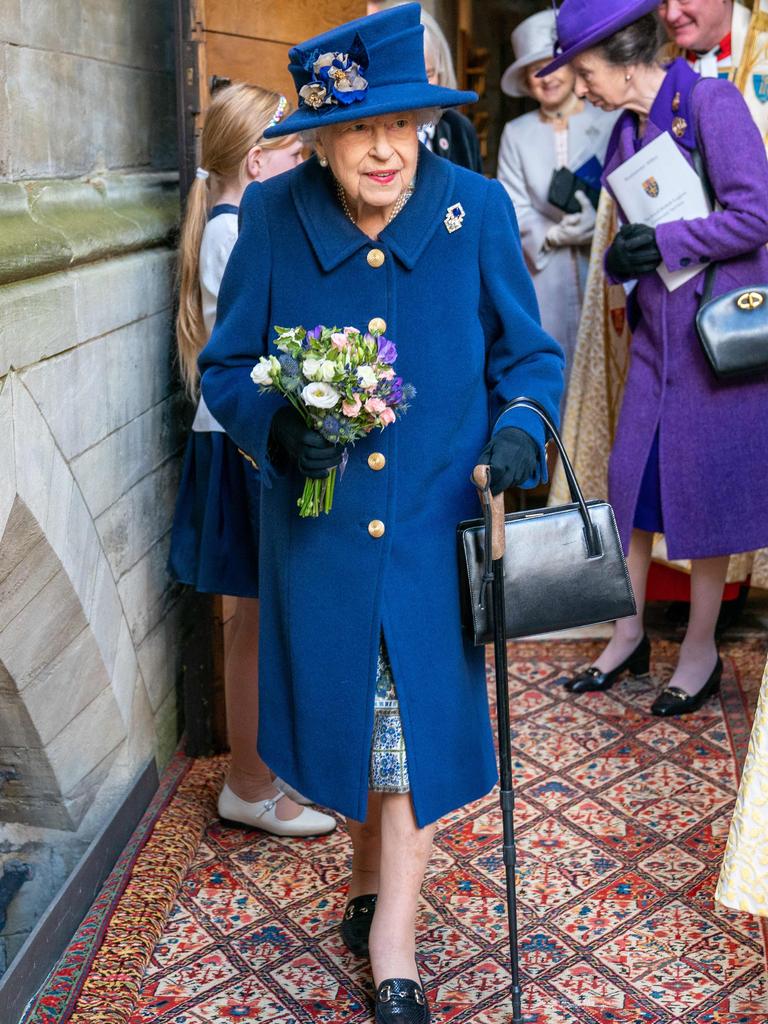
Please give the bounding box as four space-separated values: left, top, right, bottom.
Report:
689 78 717 304
493 396 603 559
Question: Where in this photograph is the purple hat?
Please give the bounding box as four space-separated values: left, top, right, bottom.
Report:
536 0 660 78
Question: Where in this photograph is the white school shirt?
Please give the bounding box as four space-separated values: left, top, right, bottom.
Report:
192 208 238 432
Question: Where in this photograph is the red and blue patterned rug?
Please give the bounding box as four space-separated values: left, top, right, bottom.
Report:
23 637 768 1023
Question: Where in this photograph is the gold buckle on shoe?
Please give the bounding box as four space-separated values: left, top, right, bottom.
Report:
413 988 425 1005
664 686 690 700
380 985 392 1003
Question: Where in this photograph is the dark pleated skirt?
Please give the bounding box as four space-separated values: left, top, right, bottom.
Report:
168 431 260 598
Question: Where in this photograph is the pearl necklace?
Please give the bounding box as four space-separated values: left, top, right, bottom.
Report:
336 179 415 227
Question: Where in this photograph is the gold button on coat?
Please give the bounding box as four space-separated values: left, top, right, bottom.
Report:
368 452 386 471
367 248 385 268
368 519 385 538
368 317 387 334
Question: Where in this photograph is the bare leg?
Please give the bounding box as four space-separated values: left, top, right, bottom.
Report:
668 555 728 695
347 792 383 900
368 793 436 987
593 528 654 672
224 596 301 821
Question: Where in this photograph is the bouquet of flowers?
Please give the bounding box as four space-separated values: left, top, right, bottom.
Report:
251 323 414 517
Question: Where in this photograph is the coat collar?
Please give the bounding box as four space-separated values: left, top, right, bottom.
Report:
602 59 700 185
290 144 456 271
648 58 699 150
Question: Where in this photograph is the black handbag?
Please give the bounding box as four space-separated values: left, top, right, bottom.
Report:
457 398 636 646
547 167 584 215
691 113 768 380
548 164 601 215
695 270 768 380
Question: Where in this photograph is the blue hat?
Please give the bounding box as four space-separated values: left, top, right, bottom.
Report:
536 0 660 78
263 3 477 138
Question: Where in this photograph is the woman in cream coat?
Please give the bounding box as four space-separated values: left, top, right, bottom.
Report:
497 10 618 394
717 656 768 917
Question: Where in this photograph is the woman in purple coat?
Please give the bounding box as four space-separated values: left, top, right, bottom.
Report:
542 0 768 716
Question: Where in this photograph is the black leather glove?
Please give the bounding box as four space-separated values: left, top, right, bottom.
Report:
478 427 539 496
270 405 344 478
606 223 662 280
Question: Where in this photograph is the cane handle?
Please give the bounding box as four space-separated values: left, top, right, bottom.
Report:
472 465 506 561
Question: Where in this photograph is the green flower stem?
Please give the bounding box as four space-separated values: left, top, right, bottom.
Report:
298 472 337 518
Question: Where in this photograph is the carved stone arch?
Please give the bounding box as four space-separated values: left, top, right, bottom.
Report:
0 375 143 831
0 496 125 829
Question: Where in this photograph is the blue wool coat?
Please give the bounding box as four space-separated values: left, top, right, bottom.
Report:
604 60 768 559
199 146 564 827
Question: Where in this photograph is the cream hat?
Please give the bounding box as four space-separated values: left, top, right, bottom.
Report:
501 10 558 98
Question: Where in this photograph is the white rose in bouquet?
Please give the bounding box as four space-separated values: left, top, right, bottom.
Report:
301 382 340 409
320 360 338 382
356 365 378 389
250 357 274 386
302 357 323 381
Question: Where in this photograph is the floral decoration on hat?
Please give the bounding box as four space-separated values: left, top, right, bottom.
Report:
297 33 370 110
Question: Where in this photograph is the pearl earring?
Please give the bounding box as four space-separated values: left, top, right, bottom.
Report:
625 73 632 82
319 156 328 167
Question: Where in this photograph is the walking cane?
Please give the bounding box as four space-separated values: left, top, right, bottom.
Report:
473 464 523 1024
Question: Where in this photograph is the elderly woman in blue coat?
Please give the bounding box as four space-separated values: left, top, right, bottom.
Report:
199 5 563 1020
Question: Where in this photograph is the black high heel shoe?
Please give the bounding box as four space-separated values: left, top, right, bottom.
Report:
375 978 430 1024
340 893 377 956
563 634 651 694
651 657 722 717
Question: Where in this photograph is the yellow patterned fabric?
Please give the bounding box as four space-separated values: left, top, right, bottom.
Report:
716 657 768 917
68 756 227 1023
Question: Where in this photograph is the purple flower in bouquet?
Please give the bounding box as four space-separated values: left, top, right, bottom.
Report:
386 376 404 405
377 336 398 364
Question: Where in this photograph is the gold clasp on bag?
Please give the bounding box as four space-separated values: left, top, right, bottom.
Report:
736 290 764 311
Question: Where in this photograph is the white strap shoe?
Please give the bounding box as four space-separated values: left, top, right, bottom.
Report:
274 777 312 805
217 783 336 837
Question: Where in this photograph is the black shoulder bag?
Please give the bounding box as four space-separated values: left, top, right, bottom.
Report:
691 85 768 379
457 397 636 645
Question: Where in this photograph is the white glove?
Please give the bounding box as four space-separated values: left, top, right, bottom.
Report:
544 190 596 249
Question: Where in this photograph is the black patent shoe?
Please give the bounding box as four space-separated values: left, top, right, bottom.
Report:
564 634 651 694
340 894 377 956
375 978 430 1024
651 657 723 717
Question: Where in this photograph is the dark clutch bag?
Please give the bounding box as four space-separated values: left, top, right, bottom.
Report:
547 166 601 215
547 167 582 214
457 398 636 646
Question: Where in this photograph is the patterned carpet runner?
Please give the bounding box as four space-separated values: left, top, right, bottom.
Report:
23 637 768 1024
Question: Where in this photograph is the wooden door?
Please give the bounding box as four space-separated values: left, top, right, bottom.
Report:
175 0 366 200
173 0 366 755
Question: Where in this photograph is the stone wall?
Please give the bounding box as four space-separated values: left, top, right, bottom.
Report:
0 0 181 970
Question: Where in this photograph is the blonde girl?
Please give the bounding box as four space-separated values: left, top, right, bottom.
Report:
169 82 335 837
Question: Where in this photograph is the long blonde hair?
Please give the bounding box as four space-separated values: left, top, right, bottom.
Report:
177 83 295 396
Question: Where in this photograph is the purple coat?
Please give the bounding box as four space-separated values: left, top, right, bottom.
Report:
603 59 768 560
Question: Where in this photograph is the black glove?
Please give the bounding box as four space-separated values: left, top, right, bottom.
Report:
478 427 539 496
606 223 662 280
270 405 344 478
